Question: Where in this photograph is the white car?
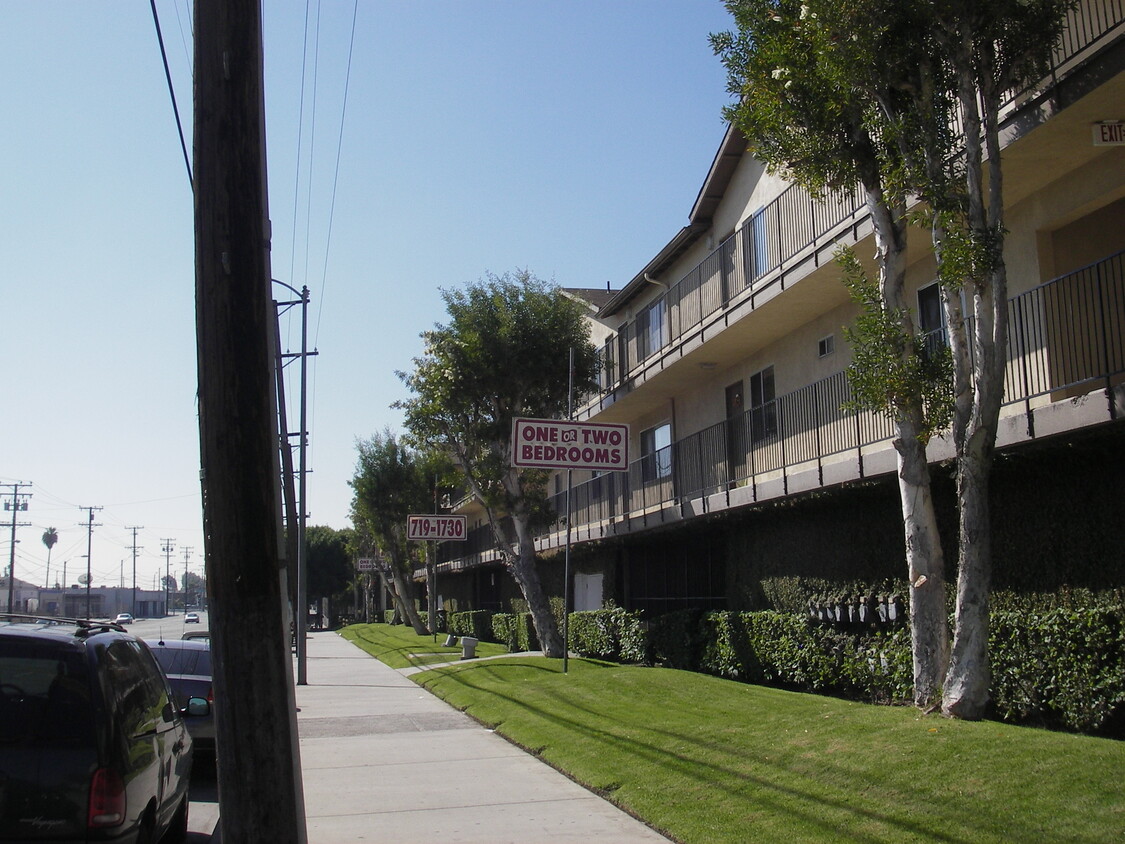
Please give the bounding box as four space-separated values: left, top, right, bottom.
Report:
114 612 134 625
184 612 200 624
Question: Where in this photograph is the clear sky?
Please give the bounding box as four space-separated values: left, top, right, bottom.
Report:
1 1 735 595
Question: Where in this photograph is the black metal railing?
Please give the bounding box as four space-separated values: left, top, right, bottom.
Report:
551 250 1124 539
587 0 1122 407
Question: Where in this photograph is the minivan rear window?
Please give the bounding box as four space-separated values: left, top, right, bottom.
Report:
151 644 212 676
0 642 95 747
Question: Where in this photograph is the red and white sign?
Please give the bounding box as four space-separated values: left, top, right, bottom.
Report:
1092 121 1125 146
512 417 629 471
407 514 467 541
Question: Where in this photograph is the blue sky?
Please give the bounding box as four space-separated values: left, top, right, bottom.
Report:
1 1 735 593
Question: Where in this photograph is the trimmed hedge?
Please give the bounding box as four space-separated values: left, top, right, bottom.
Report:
647 607 1124 735
990 607 1125 733
490 612 540 652
448 610 492 640
568 608 647 663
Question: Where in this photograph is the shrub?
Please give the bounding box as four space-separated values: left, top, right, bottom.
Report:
448 610 492 640
990 606 1125 734
491 613 518 651
648 609 706 670
568 608 647 663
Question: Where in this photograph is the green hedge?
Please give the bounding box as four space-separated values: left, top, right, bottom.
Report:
650 607 1124 734
990 607 1125 733
568 608 647 663
491 612 540 652
448 610 492 640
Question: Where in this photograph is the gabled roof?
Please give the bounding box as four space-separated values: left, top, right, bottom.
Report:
562 287 616 312
599 124 749 318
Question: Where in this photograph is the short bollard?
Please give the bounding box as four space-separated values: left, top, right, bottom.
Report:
443 634 458 647
461 636 479 659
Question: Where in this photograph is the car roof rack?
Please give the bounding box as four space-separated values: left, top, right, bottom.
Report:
0 613 126 637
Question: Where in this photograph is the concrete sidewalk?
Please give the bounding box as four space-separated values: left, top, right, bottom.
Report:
293 630 668 843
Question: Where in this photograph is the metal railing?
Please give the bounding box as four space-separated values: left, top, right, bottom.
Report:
551 250 1125 542
589 0 1122 406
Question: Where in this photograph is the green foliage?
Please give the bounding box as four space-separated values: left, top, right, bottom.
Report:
349 431 433 573
448 610 493 640
648 609 707 670
492 610 540 652
491 613 518 651
395 270 598 520
567 608 647 664
990 607 1125 733
304 525 354 602
837 246 954 442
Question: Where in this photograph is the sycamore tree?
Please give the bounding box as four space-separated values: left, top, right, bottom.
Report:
713 0 953 707
396 271 598 658
921 0 1076 719
305 525 354 615
715 0 1074 717
350 431 434 634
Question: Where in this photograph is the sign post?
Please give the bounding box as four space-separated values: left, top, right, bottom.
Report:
513 415 630 672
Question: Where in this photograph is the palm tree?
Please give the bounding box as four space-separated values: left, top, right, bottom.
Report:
42 527 58 588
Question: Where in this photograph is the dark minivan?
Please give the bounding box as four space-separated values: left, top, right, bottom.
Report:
0 614 207 843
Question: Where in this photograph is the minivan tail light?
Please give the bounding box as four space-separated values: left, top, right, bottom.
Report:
89 767 126 828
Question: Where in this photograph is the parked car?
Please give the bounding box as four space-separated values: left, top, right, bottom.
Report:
145 637 215 755
114 612 135 625
181 629 211 643
184 612 200 624
0 613 209 842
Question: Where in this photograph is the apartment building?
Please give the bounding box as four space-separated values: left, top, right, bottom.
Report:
432 3 1125 617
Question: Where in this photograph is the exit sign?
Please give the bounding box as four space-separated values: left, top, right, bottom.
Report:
1092 122 1124 146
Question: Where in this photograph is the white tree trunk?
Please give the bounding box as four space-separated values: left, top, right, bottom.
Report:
869 188 951 707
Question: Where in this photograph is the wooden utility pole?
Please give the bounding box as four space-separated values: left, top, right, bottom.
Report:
193 2 306 841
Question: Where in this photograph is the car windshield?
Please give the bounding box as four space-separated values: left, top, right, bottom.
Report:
0 640 95 747
150 644 211 676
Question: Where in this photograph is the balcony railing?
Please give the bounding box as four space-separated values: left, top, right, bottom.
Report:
587 0 1123 409
435 251 1124 571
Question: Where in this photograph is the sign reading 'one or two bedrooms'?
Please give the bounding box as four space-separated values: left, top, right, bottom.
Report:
511 417 629 472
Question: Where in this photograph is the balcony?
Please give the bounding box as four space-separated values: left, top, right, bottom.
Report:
435 249 1124 571
581 0 1125 420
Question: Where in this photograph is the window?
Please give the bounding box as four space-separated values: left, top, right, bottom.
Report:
749 366 777 442
599 337 616 390
641 422 672 481
818 335 835 358
643 299 669 358
743 208 770 282
917 283 947 357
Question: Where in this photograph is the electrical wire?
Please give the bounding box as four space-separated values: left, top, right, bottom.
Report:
149 0 193 191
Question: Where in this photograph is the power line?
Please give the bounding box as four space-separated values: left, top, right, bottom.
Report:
3 482 33 612
149 0 193 190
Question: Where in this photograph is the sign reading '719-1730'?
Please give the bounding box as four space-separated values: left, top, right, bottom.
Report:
511 417 629 472
406 514 467 541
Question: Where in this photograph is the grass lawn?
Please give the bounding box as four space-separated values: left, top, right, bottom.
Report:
341 624 1125 843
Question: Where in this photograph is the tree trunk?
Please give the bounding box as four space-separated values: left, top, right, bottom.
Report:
868 186 951 708
388 555 429 635
942 67 1008 720
510 512 564 657
896 424 950 707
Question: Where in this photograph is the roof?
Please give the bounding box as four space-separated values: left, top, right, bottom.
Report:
562 287 616 311
599 124 749 318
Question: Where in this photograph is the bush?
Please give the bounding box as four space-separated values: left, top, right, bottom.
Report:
568 608 647 664
491 613 518 651
648 609 706 670
990 606 1125 734
448 610 492 640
